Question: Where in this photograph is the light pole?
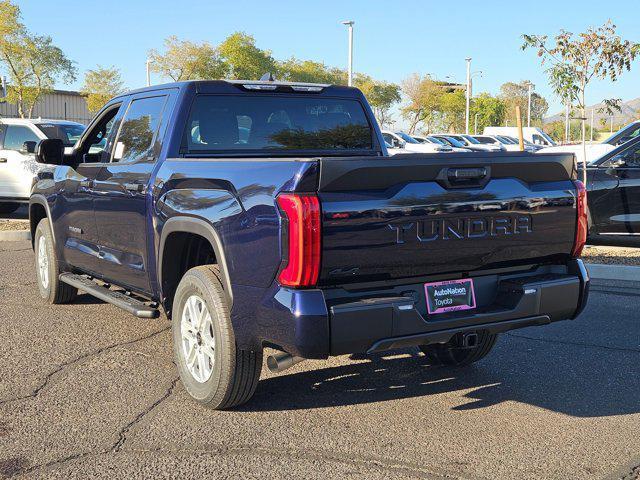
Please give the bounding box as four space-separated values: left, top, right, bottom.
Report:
565 102 570 143
465 58 471 134
526 82 535 127
146 59 152 87
341 20 354 87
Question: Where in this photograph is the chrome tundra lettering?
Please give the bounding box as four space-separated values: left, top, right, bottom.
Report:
389 215 533 244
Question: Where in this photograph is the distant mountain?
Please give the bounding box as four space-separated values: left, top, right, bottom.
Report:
545 98 640 126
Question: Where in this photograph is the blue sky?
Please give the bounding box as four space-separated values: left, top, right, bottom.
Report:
18 0 640 118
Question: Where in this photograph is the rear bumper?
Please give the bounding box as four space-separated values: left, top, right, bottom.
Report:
234 259 589 359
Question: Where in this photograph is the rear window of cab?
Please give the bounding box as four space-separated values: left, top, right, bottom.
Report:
182 95 375 155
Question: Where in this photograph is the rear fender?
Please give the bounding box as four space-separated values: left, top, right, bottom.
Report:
156 189 242 305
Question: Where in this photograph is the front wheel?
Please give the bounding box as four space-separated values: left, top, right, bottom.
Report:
419 331 498 367
34 219 77 304
171 265 262 410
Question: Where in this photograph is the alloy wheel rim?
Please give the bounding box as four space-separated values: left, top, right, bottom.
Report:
180 294 215 383
37 236 49 290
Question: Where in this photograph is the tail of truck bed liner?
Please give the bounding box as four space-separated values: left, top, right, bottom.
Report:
316 152 578 285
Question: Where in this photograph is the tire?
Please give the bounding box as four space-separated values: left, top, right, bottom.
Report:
172 265 262 410
34 219 77 304
0 202 20 214
419 330 498 367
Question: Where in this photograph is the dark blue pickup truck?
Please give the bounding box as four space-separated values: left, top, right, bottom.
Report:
29 80 589 409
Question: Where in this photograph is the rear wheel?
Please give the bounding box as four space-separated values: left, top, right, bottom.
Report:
34 219 77 304
0 202 20 214
419 331 498 367
172 265 262 410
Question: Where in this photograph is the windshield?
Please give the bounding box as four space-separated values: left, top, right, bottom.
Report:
442 136 466 148
395 132 419 144
602 122 640 146
427 136 445 145
498 135 516 144
461 134 481 144
449 135 470 146
184 94 374 154
36 122 85 146
474 136 495 145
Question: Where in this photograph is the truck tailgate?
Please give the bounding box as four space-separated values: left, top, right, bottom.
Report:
317 152 578 285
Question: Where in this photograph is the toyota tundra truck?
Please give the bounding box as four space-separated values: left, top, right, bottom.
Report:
28 79 589 409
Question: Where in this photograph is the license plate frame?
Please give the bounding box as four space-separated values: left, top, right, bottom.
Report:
424 278 476 315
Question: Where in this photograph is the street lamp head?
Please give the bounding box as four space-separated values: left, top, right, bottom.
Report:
341 20 354 26
465 57 472 62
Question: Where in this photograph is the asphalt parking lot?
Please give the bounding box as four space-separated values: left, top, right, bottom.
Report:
1 239 639 479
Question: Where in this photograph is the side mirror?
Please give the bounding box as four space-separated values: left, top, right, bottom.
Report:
35 138 65 165
609 157 627 168
21 141 37 154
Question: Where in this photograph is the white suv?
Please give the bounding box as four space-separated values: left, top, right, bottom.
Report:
0 118 85 213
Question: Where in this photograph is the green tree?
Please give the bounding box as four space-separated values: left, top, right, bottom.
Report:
439 90 467 133
0 0 20 40
471 93 506 134
279 58 345 84
80 65 125 113
218 32 277 80
355 74 401 127
544 120 597 143
0 1 76 118
499 81 548 126
400 74 444 133
148 36 226 81
522 20 640 182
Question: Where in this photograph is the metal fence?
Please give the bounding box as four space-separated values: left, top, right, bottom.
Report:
0 89 93 125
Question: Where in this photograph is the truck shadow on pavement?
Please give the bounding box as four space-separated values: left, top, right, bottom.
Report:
245 336 640 417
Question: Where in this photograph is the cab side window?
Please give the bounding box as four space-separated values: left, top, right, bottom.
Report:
532 134 545 145
112 96 167 163
81 105 122 163
4 125 40 151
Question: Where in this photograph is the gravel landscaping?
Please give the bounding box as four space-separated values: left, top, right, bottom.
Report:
582 245 640 266
0 220 29 231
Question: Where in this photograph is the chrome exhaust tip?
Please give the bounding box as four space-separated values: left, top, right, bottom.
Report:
267 352 304 373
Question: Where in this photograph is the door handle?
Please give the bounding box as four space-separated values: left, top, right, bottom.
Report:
124 183 145 193
0 158 7 163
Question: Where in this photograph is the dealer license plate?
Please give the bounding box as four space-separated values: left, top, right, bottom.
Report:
424 278 476 315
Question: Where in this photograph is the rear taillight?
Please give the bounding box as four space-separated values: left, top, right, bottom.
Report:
276 193 321 287
572 180 588 258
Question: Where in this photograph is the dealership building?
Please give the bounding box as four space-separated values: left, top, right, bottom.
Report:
0 89 92 125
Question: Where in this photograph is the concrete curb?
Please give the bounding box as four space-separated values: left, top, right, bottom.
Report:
586 263 640 282
0 230 31 242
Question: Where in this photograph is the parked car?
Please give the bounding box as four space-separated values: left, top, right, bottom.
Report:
431 134 470 150
382 131 450 153
473 135 537 152
413 135 471 152
433 134 503 152
0 118 85 213
539 121 640 164
29 79 589 410
583 134 640 245
484 126 556 148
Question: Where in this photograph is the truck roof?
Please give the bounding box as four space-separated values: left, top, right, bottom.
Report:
114 79 361 99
